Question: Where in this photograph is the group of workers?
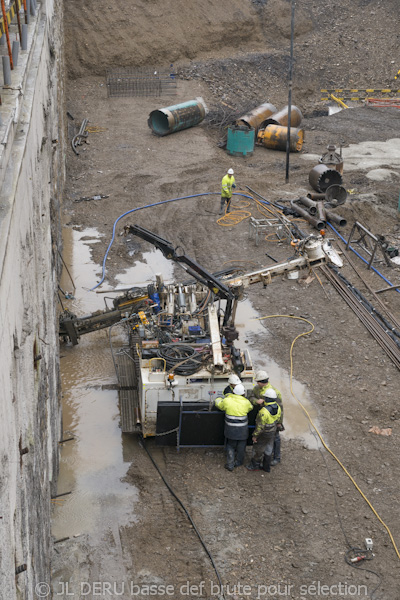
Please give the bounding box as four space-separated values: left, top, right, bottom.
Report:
215 371 284 473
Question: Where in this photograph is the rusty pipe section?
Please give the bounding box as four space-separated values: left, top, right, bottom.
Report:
263 105 303 128
309 164 343 192
148 97 208 136
257 125 304 152
316 201 325 222
298 196 317 215
290 200 325 230
324 209 347 227
236 102 277 133
307 192 326 200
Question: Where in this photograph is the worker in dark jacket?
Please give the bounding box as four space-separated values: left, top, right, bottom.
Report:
215 383 253 471
250 369 284 466
247 388 282 472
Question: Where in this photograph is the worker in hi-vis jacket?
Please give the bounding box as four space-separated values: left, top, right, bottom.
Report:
214 383 253 471
250 369 284 466
220 168 236 214
247 388 282 473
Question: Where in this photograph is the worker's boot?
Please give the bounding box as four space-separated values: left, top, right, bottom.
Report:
271 458 280 466
246 459 261 471
262 455 272 473
219 200 225 215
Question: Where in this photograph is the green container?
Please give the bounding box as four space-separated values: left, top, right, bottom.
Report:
226 126 255 157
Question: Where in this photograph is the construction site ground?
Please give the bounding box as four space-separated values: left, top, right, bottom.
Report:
56 1 400 598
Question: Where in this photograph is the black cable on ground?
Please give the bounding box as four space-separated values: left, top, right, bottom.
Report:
139 437 226 600
310 428 382 599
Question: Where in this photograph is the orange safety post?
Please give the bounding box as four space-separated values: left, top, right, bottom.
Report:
1 0 14 69
22 0 27 24
15 0 22 42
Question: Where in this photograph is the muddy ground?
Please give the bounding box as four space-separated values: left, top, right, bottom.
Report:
55 0 400 598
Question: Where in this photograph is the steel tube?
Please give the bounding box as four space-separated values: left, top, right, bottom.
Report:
12 41 19 68
324 209 346 227
236 102 277 133
316 201 325 222
2 55 11 85
298 196 317 214
21 24 28 50
257 125 304 152
307 192 326 200
263 104 302 127
148 97 208 136
290 201 325 229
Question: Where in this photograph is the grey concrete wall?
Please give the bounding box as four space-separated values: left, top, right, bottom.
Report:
0 1 65 598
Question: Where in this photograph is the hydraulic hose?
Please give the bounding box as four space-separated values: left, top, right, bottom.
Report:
327 223 400 295
91 192 254 291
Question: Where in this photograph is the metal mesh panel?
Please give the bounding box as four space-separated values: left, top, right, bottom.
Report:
106 67 177 97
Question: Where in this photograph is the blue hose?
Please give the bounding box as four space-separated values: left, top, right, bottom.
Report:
327 222 400 294
91 191 254 290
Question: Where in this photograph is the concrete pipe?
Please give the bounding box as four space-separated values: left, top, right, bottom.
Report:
262 105 303 128
309 164 343 192
148 97 208 136
324 209 347 227
290 200 325 230
257 125 304 152
2 56 11 86
236 102 277 134
298 196 317 215
325 184 347 206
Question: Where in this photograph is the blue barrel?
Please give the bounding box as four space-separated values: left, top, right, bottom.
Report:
148 97 208 136
226 126 255 157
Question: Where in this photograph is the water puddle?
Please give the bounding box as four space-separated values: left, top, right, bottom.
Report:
115 248 174 288
54 226 138 546
235 298 319 448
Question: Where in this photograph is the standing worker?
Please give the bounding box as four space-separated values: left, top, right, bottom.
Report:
247 388 282 472
251 370 284 466
220 168 236 214
215 383 253 471
223 373 242 396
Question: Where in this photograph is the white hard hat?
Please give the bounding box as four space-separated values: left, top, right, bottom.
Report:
263 388 277 400
227 168 234 175
233 383 245 396
228 374 241 385
255 370 269 381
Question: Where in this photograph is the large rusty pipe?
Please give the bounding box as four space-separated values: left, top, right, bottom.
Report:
263 105 302 128
257 125 304 152
298 196 317 215
290 201 325 230
236 102 277 133
148 97 208 136
324 209 347 227
309 164 343 192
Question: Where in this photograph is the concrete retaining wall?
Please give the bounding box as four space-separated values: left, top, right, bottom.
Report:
0 1 64 597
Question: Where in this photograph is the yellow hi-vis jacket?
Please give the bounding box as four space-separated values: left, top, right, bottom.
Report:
251 383 283 424
215 393 253 441
221 174 236 198
253 401 282 438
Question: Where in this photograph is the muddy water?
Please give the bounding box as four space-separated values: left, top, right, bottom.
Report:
53 227 138 547
235 298 319 448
